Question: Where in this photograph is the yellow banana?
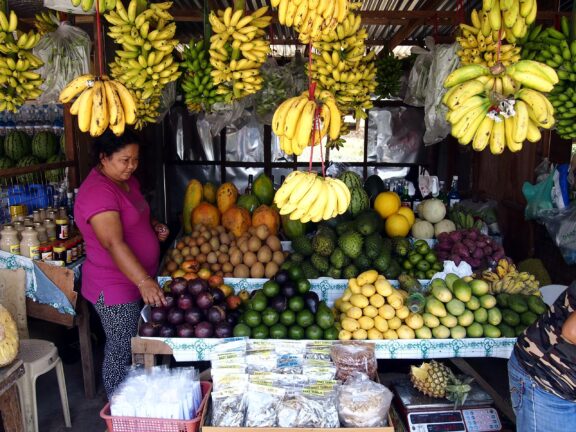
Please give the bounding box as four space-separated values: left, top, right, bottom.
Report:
489 118 505 154
472 115 494 151
513 100 529 143
77 88 94 133
59 74 95 103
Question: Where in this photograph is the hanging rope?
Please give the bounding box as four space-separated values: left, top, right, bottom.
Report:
94 0 105 77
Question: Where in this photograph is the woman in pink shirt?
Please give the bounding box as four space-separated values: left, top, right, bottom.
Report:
75 131 168 399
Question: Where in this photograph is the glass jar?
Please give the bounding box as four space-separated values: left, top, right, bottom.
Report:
55 217 69 240
47 210 57 221
44 219 57 241
20 226 40 259
71 240 78 262
33 222 47 243
65 241 72 264
39 244 53 261
53 243 66 261
58 206 67 220
13 221 25 240
38 208 46 221
0 225 20 254
32 210 41 223
23 217 34 227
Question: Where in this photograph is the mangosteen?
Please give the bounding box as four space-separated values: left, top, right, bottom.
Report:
167 308 185 326
214 322 233 338
170 277 188 296
187 278 208 296
281 281 297 298
269 295 288 313
164 294 176 309
303 291 320 314
207 305 226 324
194 322 214 338
178 293 194 311
211 287 225 304
275 270 290 286
150 307 167 324
196 291 214 310
159 324 176 338
184 306 204 325
139 322 158 337
176 323 195 338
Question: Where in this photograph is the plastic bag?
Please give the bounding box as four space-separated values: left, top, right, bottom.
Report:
253 58 295 125
44 0 94 14
205 100 247 137
404 43 433 107
34 21 91 104
423 41 460 145
523 171 555 220
337 372 394 427
540 203 576 265
330 342 377 381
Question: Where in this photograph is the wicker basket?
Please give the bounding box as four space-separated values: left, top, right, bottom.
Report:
100 381 211 432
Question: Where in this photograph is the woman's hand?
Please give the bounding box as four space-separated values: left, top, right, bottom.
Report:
562 311 576 344
139 278 167 307
154 223 169 242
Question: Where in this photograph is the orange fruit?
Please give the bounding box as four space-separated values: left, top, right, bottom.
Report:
397 207 415 227
374 192 401 219
385 213 411 237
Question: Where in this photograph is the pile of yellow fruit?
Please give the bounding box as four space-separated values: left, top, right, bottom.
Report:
372 191 415 238
335 270 425 340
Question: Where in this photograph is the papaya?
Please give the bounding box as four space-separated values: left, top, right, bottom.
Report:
217 182 238 214
192 202 220 228
237 194 261 214
253 174 274 205
222 206 252 237
182 179 203 234
252 205 280 235
203 182 217 204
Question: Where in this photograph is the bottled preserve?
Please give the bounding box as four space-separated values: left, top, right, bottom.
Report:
0 225 20 254
448 176 461 209
20 226 40 260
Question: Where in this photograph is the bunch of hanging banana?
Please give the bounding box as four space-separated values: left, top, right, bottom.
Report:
442 60 557 154
208 6 271 102
34 11 59 36
180 39 224 113
105 0 181 129
0 10 44 112
482 259 540 295
70 0 117 13
457 9 520 67
274 171 351 223
519 18 576 139
59 74 137 137
480 0 536 43
309 12 376 120
272 0 352 43
375 48 403 99
272 90 341 156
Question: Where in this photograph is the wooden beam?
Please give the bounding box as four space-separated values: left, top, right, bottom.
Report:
388 0 449 50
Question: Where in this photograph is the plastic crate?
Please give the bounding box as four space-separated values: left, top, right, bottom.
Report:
100 381 211 432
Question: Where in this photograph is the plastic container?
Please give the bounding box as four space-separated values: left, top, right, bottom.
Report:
20 226 40 259
100 381 211 432
0 224 20 254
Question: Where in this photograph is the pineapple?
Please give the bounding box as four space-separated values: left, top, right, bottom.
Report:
410 361 473 408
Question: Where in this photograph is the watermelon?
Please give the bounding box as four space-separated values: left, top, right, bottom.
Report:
32 132 58 161
4 131 31 161
15 156 40 184
0 157 13 185
348 186 370 217
338 171 363 191
45 154 65 183
364 175 384 203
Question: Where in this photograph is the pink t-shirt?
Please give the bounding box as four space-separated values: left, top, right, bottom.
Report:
75 168 160 305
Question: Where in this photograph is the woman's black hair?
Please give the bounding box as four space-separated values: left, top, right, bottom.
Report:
91 129 140 166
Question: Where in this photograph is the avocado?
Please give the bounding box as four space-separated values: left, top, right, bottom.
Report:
498 323 516 338
373 252 391 274
301 260 320 279
335 220 356 236
329 248 349 269
310 253 330 273
508 294 529 314
354 254 372 272
502 309 520 326
292 236 314 256
355 210 383 236
496 293 511 308
521 310 539 326
527 295 547 315
383 260 402 280
453 280 472 302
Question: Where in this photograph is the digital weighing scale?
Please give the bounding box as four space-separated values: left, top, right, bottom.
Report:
392 378 502 432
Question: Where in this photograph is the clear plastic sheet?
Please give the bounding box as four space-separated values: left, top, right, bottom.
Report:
225 114 264 162
423 41 460 145
205 100 248 137
366 106 425 164
34 21 91 104
404 43 433 107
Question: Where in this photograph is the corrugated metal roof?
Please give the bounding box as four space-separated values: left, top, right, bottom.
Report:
172 0 574 48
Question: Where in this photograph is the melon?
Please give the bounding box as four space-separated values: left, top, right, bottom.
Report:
348 186 370 217
32 132 58 161
15 156 40 183
0 157 13 185
45 154 65 183
4 131 31 161
338 171 363 191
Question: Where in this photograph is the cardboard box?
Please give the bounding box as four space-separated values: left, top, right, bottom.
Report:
200 398 396 432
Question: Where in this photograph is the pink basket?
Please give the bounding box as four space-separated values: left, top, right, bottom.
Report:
100 381 212 432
